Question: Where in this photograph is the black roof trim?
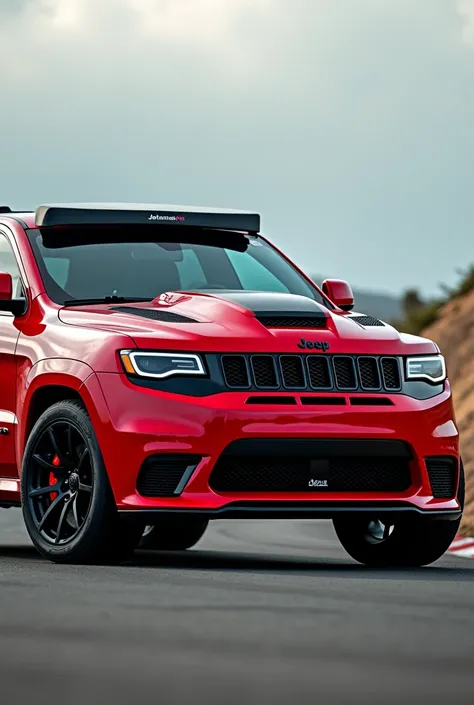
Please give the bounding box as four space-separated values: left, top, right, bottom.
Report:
35 203 260 232
0 206 12 213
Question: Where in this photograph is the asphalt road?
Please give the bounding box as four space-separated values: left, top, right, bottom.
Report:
1 510 474 705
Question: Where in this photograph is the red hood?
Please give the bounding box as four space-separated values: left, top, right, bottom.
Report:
58 290 437 355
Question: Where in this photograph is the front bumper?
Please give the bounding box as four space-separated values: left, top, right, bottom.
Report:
90 373 461 518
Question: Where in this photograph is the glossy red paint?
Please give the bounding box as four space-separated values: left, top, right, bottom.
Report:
322 279 354 311
0 211 461 522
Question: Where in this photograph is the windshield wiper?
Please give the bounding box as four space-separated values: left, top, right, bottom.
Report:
62 296 152 307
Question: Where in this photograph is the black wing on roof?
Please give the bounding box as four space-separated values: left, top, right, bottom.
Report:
35 203 260 232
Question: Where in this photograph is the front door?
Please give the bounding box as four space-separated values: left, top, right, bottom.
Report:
0 231 24 481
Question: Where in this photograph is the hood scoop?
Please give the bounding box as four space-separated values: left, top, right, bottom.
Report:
209 291 328 328
109 306 198 323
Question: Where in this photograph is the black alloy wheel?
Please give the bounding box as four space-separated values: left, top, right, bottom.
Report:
26 421 94 545
21 401 145 563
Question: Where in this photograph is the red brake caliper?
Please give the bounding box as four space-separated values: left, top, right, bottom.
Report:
49 454 60 501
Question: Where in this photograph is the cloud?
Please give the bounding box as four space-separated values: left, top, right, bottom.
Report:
126 0 272 43
1 0 474 295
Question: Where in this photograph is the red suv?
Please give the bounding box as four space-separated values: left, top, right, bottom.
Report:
0 203 464 565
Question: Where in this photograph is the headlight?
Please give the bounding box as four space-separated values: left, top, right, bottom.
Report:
120 350 205 379
406 355 446 384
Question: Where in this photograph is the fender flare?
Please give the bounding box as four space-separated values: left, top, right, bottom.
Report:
17 359 110 465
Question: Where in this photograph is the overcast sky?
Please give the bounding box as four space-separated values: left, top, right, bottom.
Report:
1 0 473 296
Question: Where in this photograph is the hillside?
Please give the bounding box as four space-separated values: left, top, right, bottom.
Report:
422 289 474 535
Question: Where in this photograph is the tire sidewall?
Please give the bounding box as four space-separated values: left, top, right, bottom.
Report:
21 401 115 562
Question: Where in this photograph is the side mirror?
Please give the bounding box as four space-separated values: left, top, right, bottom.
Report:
322 278 354 311
0 271 12 300
0 271 27 316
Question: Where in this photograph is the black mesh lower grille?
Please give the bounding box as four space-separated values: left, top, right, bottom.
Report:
210 455 411 493
425 456 458 499
137 455 201 497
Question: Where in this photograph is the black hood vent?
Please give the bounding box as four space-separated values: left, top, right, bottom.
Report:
110 306 197 323
350 315 385 327
256 315 327 329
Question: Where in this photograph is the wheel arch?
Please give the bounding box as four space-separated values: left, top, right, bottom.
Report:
18 360 108 467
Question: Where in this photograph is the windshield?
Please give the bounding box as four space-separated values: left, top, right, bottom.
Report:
27 227 329 307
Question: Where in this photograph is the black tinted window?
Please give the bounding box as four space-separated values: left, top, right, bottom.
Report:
27 228 327 306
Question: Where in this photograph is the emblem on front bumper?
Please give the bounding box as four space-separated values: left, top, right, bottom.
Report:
308 479 329 488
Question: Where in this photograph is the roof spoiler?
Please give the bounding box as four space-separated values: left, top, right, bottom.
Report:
35 203 261 233
0 206 12 213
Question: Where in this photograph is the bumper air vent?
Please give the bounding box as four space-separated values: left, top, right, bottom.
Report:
110 307 197 323
245 396 297 405
137 455 201 497
256 315 327 328
425 456 458 499
349 397 393 406
300 396 346 406
210 439 412 494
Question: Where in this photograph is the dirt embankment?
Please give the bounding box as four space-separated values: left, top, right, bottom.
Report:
422 289 474 535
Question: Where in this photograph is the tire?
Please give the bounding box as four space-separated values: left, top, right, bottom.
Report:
139 517 209 551
20 400 145 564
333 461 465 568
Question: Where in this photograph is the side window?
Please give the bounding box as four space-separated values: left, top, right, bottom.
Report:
226 249 290 293
0 233 24 299
175 247 207 289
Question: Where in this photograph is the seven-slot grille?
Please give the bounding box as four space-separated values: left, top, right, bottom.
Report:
220 354 401 392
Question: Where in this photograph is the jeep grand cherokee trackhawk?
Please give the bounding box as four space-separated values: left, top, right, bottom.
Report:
0 203 464 565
